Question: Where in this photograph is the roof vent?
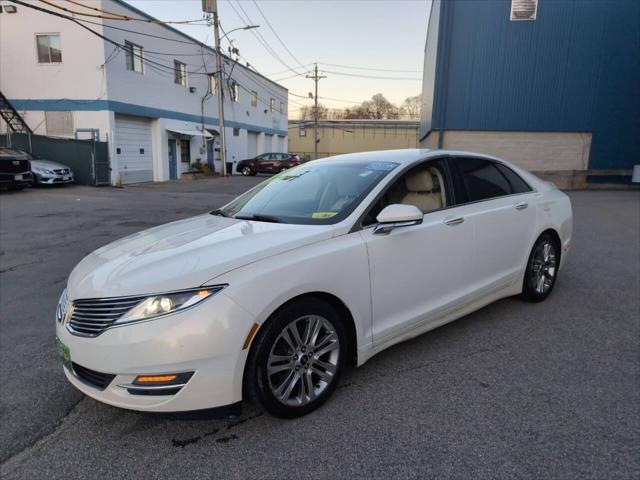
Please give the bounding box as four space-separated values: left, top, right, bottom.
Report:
510 0 538 21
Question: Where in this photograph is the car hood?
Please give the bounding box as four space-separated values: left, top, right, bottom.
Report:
31 159 70 169
67 214 334 299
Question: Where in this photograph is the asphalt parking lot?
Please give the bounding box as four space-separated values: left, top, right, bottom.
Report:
0 180 638 479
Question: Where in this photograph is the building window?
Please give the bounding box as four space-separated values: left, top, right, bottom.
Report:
233 128 240 136
36 34 62 63
124 41 143 73
280 102 285 114
44 111 73 136
251 91 258 107
270 98 275 112
174 60 187 86
510 0 538 21
208 74 217 94
231 82 240 102
180 139 191 163
299 124 306 137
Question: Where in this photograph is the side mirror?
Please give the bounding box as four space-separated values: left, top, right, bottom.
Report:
373 204 423 235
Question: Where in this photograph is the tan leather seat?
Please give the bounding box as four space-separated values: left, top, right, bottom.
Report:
401 169 442 213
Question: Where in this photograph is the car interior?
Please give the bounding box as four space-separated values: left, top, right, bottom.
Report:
363 161 449 226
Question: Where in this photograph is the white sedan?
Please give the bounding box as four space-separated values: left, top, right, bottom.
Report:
55 149 572 418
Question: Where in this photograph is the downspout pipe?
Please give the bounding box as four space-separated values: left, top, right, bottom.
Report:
436 0 453 149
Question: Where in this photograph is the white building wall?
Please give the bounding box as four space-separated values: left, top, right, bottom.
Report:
0 0 288 184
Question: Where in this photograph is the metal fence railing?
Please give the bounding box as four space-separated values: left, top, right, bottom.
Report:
1 132 110 186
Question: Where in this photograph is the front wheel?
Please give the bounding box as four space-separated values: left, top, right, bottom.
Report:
245 297 346 418
521 233 560 302
241 166 253 176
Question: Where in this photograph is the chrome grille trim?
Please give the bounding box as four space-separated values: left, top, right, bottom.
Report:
67 295 147 337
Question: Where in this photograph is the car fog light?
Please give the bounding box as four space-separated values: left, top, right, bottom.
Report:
136 374 177 383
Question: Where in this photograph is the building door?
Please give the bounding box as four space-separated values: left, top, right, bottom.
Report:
247 132 258 158
168 139 177 180
115 114 153 184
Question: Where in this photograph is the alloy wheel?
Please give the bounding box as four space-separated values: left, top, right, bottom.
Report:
267 315 340 407
529 240 557 294
242 167 252 176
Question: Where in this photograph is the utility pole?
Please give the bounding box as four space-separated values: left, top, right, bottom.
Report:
203 0 227 176
306 63 326 160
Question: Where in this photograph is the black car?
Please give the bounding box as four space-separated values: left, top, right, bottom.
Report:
0 148 33 190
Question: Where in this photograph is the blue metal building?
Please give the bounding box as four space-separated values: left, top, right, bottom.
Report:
420 0 640 185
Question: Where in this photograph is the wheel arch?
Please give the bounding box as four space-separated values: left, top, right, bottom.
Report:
537 227 562 264
245 291 359 367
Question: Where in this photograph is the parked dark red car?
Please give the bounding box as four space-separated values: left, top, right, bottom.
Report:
236 153 300 176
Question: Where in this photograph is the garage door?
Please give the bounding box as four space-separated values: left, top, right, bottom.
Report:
265 133 274 152
247 131 258 158
115 115 153 184
277 135 287 153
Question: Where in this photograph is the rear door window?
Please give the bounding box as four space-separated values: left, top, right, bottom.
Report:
495 163 532 193
456 158 511 202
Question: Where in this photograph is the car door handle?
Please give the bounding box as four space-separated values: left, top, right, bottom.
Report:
444 217 464 226
514 202 529 210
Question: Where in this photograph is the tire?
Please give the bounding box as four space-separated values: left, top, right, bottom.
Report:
241 166 253 176
245 297 346 418
521 233 560 302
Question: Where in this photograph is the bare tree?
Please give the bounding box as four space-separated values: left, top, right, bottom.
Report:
311 93 421 120
402 95 422 120
299 103 328 120
362 93 398 119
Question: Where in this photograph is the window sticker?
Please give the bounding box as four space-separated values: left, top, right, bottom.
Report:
366 162 398 171
311 212 338 219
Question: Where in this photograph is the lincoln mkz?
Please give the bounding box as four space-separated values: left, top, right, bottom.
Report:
56 149 572 418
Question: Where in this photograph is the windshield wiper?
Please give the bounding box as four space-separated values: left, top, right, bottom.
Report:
210 209 231 217
234 214 284 223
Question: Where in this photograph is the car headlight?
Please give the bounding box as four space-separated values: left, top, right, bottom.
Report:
114 286 226 325
34 167 54 174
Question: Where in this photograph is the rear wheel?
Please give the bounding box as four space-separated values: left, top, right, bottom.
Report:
241 166 253 176
522 233 559 302
245 297 346 418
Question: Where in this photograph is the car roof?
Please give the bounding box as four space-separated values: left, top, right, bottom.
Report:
310 149 503 166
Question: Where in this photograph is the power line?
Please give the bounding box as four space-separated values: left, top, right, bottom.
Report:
320 69 422 81
318 62 422 73
38 0 207 24
228 0 305 77
266 64 314 77
251 0 308 72
12 0 299 116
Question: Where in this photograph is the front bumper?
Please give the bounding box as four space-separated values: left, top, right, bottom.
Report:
35 172 74 184
56 291 255 412
0 171 32 186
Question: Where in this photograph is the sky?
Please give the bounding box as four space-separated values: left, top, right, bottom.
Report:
127 0 430 118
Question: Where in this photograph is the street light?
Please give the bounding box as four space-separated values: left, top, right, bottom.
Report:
221 25 259 42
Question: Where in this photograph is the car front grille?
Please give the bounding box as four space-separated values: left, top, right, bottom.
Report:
1 159 30 173
68 295 146 337
72 362 115 390
53 168 70 175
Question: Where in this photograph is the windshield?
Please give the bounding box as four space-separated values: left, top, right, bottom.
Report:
216 160 399 225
